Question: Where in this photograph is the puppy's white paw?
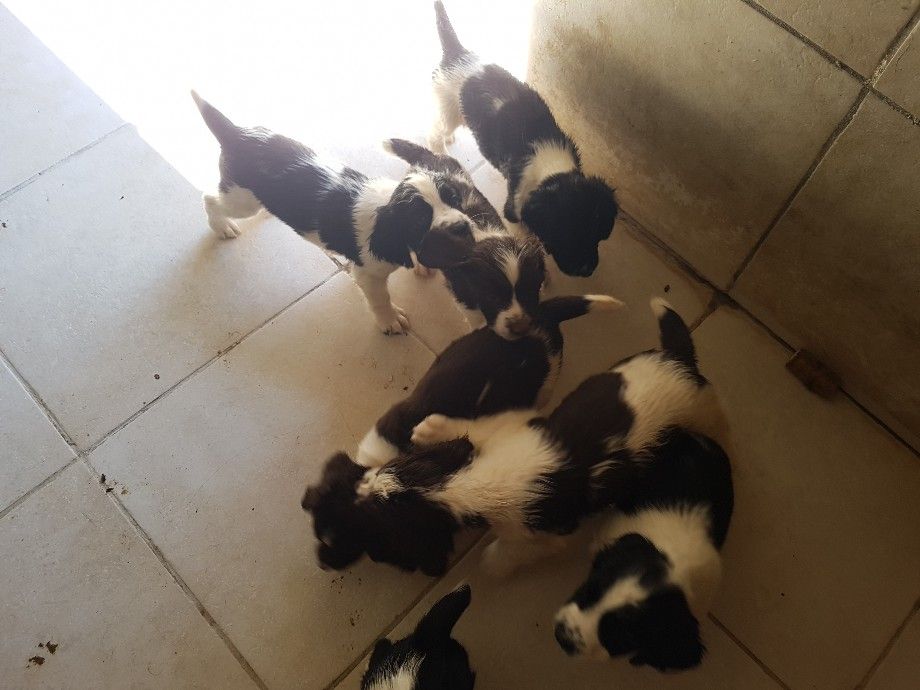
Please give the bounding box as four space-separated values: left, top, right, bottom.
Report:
210 219 241 239
427 135 448 155
411 414 452 446
377 305 409 335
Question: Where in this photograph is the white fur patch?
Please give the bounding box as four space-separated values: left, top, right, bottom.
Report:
595 506 722 617
426 411 562 526
364 654 423 690
494 247 526 339
358 468 403 499
356 427 400 468
404 172 469 230
585 294 625 311
513 140 578 217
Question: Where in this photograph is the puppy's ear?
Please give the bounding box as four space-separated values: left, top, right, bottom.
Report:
442 258 490 310
629 589 705 671
369 192 433 267
383 138 464 175
416 225 475 269
584 175 618 240
414 584 471 645
520 182 560 244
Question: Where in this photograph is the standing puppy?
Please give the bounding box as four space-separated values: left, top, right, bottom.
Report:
362 585 475 690
429 2 618 277
192 92 479 334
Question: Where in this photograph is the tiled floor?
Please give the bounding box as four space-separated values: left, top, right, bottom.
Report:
1 3 919 689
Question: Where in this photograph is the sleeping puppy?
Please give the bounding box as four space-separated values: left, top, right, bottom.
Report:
191 92 480 335
362 585 475 690
301 299 725 577
356 294 624 467
554 429 733 672
384 138 547 339
429 2 618 277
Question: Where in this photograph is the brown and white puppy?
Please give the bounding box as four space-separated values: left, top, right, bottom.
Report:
356 294 624 467
192 93 484 335
429 2 618 277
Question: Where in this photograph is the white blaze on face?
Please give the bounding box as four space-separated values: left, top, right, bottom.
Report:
494 248 526 339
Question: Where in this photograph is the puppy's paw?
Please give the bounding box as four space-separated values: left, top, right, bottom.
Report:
210 219 241 239
377 305 409 335
427 134 448 154
411 414 454 446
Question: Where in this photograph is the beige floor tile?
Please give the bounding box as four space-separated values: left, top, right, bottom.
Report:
336 537 779 690
0 461 256 689
0 358 75 511
757 0 920 75
733 95 920 450
529 0 861 286
0 5 122 194
695 308 920 689
866 608 920 690
88 273 448 689
876 20 920 115
0 126 337 450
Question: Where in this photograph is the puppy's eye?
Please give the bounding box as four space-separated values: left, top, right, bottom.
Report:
439 184 461 208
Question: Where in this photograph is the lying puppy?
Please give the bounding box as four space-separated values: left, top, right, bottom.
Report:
191 92 482 335
362 585 475 690
429 2 618 277
554 428 733 671
301 299 724 577
356 294 624 467
384 138 547 339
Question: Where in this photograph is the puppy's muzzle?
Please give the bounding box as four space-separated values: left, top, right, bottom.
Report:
504 314 532 338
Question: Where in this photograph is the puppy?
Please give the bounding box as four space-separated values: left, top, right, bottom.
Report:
356 294 624 467
384 138 547 339
429 2 618 277
553 428 733 671
362 585 475 690
192 92 481 335
302 299 723 577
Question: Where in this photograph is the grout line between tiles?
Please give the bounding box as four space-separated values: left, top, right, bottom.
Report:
326 532 488 689
726 88 869 290
870 8 920 85
709 614 792 689
855 597 920 689
85 268 343 454
78 457 270 690
0 345 78 449
0 122 131 202
868 86 920 127
0 456 80 521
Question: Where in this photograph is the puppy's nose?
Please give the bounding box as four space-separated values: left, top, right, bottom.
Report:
445 220 471 237
505 315 532 337
554 622 579 655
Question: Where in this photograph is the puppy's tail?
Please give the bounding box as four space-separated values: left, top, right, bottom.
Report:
651 297 700 376
541 294 624 325
190 90 238 146
434 1 470 66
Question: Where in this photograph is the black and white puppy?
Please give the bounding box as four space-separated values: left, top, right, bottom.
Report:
302 299 724 578
192 92 480 335
429 2 618 277
362 585 475 690
356 294 624 467
553 428 733 671
384 138 547 340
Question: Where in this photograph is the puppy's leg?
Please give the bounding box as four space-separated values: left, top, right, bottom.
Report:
481 532 568 579
429 77 464 153
352 264 409 335
411 409 534 447
203 185 262 239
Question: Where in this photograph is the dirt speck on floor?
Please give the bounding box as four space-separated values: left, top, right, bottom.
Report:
121 487 129 495
99 474 106 484
1 222 7 228
664 284 671 293
402 386 409 391
28 655 44 666
45 642 58 654
153 373 160 380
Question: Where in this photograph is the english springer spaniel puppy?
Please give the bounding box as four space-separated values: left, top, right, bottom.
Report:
553 427 733 672
356 294 624 468
429 2 618 277
383 138 547 340
362 585 475 690
191 92 482 335
301 299 725 578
